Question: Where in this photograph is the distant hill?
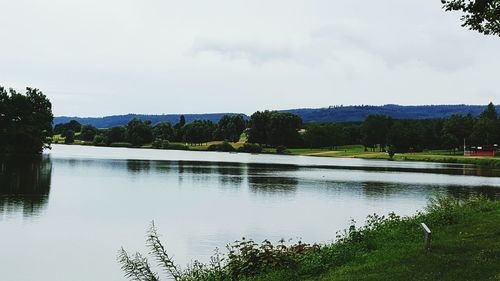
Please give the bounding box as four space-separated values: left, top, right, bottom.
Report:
282 104 499 123
54 104 497 128
53 113 245 128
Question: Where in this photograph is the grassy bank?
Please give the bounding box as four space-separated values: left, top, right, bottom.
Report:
119 197 500 281
292 145 500 167
246 197 500 281
52 133 500 167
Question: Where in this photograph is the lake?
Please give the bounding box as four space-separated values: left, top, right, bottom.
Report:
1 144 500 281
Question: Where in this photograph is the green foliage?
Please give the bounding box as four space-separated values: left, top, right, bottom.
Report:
0 86 53 154
127 118 153 146
153 122 174 141
183 120 216 144
54 120 81 135
214 115 246 142
62 130 75 144
207 141 236 152
152 138 163 149
361 115 393 151
106 126 127 145
387 145 395 159
442 0 500 36
92 134 105 145
80 124 99 141
237 143 263 153
303 123 345 148
109 142 133 148
164 142 189 150
275 146 289 154
247 111 302 147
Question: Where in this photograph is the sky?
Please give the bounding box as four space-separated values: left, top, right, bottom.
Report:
1 0 499 117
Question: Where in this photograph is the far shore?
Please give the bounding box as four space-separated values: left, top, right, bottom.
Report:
51 141 500 168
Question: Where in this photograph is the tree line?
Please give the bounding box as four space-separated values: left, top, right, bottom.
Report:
55 102 499 153
57 114 247 148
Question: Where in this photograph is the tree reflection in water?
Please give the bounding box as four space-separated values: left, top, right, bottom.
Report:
0 156 52 219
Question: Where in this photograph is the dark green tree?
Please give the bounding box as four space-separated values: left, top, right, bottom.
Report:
470 103 499 145
361 115 393 151
62 130 75 144
153 122 174 141
0 87 53 154
106 126 127 145
54 120 81 134
442 113 474 149
442 0 500 36
303 123 345 148
479 102 498 120
214 114 246 142
173 115 186 142
183 120 216 144
80 124 99 141
247 111 272 144
127 119 153 146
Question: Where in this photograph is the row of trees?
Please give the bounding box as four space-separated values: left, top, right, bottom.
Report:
57 114 247 147
358 103 499 152
55 103 498 153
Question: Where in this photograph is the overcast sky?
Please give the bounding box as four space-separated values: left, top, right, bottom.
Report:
1 0 499 116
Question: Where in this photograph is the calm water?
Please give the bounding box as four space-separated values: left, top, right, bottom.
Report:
1 144 500 281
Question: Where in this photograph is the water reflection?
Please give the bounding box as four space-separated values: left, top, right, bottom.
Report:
247 165 299 195
0 156 52 219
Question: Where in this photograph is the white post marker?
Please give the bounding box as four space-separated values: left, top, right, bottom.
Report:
420 223 432 251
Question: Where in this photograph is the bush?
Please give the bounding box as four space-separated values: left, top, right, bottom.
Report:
109 142 133 148
276 145 289 154
152 139 163 149
62 130 75 144
237 143 262 153
163 143 189 150
92 135 105 146
207 141 235 152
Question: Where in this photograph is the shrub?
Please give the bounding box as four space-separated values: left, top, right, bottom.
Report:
164 143 189 150
109 142 133 148
62 130 75 144
276 145 289 154
207 141 235 152
237 143 262 153
152 139 163 149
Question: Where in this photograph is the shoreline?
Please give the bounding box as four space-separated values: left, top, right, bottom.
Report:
51 142 500 168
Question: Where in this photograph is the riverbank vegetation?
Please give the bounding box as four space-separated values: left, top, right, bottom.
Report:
52 103 500 166
118 196 500 281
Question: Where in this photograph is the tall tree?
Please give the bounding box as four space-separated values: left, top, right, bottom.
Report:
479 102 498 120
153 122 174 141
80 124 99 141
214 114 246 142
0 87 53 154
127 119 153 146
361 115 393 151
442 113 474 149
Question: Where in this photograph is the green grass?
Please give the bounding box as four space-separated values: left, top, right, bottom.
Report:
119 197 500 281
242 197 500 281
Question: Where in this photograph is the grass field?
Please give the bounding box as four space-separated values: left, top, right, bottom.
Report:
289 145 500 167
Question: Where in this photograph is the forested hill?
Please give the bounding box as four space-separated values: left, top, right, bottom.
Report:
54 104 498 127
53 113 244 128
282 104 499 122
